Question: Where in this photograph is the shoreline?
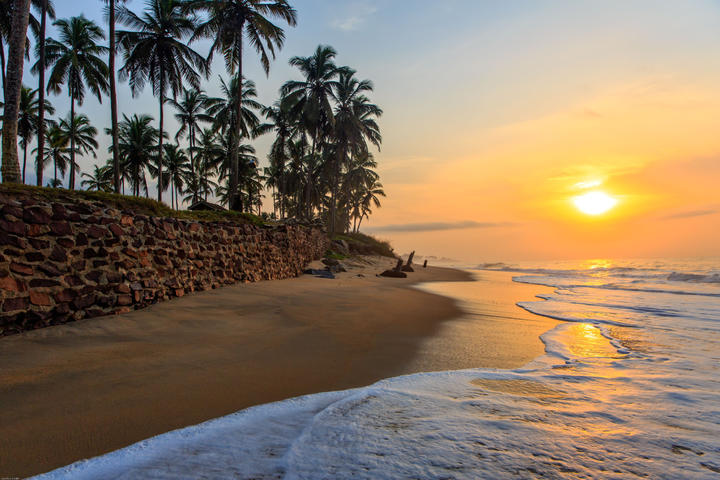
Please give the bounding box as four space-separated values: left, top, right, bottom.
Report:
1 256 475 477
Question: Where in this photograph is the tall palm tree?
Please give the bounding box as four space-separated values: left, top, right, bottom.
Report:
32 0 55 187
115 113 159 196
162 143 189 209
190 0 297 211
17 85 54 183
0 0 44 97
262 96 297 217
328 69 382 233
117 0 208 203
44 15 108 189
206 75 264 140
81 164 112 191
168 87 213 177
103 0 128 193
187 127 222 202
281 45 342 218
1 0 32 183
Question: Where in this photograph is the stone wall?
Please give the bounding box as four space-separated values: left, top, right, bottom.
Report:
0 191 328 336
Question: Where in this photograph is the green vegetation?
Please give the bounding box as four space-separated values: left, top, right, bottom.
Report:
0 183 264 225
1 1 385 238
333 232 395 258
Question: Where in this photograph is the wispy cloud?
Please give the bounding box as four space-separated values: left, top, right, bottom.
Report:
662 207 719 220
331 4 378 31
367 221 515 233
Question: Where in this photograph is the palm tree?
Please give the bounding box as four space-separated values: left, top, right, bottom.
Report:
103 0 128 193
17 85 54 183
56 113 98 187
190 0 297 211
328 69 382 233
81 164 112 191
263 96 297 217
39 121 69 186
162 144 189 209
168 88 213 177
117 0 208 203
31 0 55 187
44 15 109 189
206 75 264 140
115 113 159 196
187 127 222 202
1 0 32 183
354 178 385 233
281 45 342 218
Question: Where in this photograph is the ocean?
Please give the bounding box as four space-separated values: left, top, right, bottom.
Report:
37 258 720 479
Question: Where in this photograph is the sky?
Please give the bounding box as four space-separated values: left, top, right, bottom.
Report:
16 0 720 262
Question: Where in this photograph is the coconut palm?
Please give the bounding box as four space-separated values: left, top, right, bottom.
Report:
55 113 98 187
328 69 382 233
187 127 222 202
103 0 128 193
1 0 32 183
81 164 112 191
281 45 343 218
161 143 189 209
189 0 297 211
353 177 385 233
38 121 69 187
43 15 109 189
31 0 56 187
117 0 208 203
115 113 159 196
262 96 297 217
167 88 214 177
17 85 54 183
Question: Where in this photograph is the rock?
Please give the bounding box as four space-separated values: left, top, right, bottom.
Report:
380 269 407 278
50 221 73 236
322 257 340 266
29 291 52 306
3 296 29 312
23 206 51 224
10 263 33 276
0 276 25 292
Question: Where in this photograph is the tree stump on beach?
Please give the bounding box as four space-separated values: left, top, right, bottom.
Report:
380 258 407 278
401 251 415 272
423 259 427 268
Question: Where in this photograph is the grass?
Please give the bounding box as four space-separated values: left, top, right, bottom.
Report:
325 250 348 260
0 184 266 225
332 231 396 258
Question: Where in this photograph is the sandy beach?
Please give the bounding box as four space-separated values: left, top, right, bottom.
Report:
0 258 553 477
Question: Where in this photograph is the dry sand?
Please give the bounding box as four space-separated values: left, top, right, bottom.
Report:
0 257 554 477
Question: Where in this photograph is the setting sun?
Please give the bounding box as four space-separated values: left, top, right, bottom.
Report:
572 191 618 215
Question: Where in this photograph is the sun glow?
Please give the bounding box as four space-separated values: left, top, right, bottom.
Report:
572 191 618 216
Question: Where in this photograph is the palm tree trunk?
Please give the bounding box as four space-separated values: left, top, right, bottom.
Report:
36 0 47 186
0 37 6 98
109 0 121 193
230 35 244 211
1 0 31 184
158 81 164 203
53 156 57 185
22 142 27 183
69 95 76 189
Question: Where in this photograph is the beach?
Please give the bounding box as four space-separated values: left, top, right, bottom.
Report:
0 257 555 477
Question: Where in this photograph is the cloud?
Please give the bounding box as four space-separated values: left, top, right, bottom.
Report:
331 4 378 31
366 221 515 233
662 207 719 220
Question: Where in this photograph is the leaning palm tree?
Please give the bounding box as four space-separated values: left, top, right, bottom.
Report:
81 164 112 191
1 0 32 183
167 88 214 177
117 0 208 203
189 0 297 211
44 15 109 189
17 85 54 183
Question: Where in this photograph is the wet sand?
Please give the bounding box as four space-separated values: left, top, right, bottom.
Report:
0 259 553 477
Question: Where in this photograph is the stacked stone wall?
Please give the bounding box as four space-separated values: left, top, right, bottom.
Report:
0 192 328 335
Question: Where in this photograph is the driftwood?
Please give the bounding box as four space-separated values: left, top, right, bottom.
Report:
401 251 415 272
380 257 407 278
423 259 427 268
